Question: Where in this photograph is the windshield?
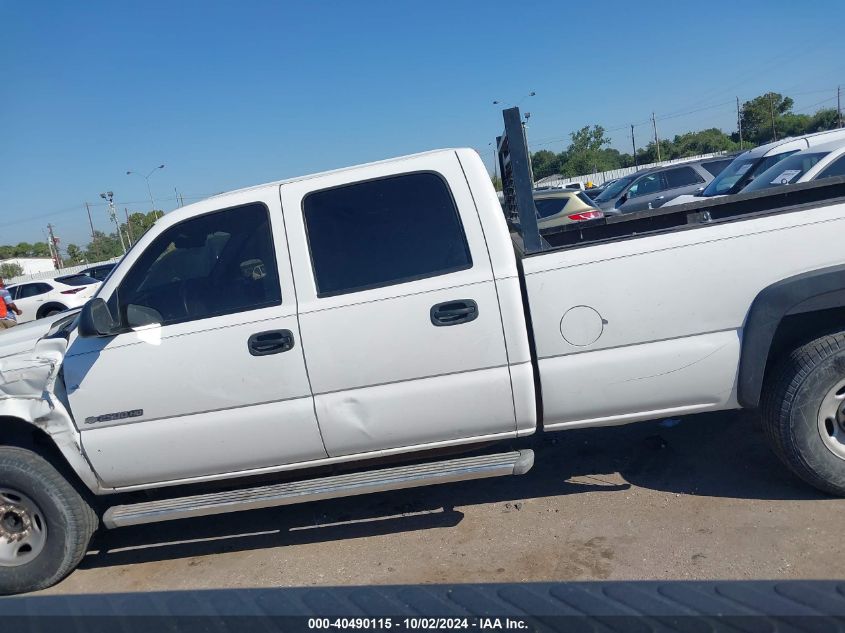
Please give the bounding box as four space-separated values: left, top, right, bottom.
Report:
701 151 799 196
594 175 636 202
741 152 827 193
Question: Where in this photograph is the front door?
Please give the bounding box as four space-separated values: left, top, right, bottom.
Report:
64 198 327 488
280 153 517 457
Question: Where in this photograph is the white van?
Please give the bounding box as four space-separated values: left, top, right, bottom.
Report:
664 127 845 206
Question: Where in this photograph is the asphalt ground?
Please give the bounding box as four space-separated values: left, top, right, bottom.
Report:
44 410 845 594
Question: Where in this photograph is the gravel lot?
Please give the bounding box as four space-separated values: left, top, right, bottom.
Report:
44 410 845 594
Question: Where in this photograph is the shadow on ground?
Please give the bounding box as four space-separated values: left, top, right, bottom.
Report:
80 410 828 571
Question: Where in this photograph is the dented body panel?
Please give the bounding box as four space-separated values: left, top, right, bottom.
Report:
0 334 102 493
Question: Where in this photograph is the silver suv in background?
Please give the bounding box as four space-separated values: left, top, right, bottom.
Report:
594 156 733 215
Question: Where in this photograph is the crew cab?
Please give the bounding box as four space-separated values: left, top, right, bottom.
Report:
2 108 845 594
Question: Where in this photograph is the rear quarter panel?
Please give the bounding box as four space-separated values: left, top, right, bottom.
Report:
523 200 845 429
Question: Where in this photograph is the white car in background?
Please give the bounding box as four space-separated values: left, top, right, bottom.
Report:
664 127 845 206
739 138 845 193
6 273 101 323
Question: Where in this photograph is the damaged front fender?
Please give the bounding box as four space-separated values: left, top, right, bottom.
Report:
0 335 103 494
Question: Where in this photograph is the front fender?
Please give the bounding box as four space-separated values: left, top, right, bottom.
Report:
0 336 102 493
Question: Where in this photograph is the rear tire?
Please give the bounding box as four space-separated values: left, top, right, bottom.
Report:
0 447 98 595
761 330 845 496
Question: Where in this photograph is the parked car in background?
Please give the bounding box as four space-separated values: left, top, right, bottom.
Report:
80 262 117 282
5 274 101 323
583 178 617 199
665 128 845 206
594 156 730 215
739 138 845 194
534 189 604 231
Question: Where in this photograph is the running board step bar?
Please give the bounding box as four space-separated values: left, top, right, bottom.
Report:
103 450 535 529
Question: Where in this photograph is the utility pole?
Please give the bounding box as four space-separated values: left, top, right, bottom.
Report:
651 112 661 162
838 85 843 129
101 191 127 254
46 224 62 269
84 202 96 240
124 208 134 246
736 96 744 150
175 187 185 208
769 93 778 141
631 124 638 168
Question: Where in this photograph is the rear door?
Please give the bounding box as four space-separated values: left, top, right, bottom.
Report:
658 166 707 206
280 152 517 457
618 172 666 213
11 282 52 323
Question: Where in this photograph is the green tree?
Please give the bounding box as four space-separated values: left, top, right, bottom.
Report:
491 174 502 191
562 125 613 176
0 262 24 278
85 231 124 262
668 128 741 158
740 92 794 145
530 150 561 180
122 211 159 243
809 108 840 133
65 244 85 264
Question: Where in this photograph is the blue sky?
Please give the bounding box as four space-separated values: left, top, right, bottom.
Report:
2 0 844 247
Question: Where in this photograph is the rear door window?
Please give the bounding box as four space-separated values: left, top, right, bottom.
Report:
304 172 472 297
18 283 51 298
701 159 733 177
627 173 664 198
664 166 705 189
817 155 845 180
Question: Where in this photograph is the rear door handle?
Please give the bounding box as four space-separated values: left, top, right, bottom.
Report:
248 329 294 356
430 300 479 327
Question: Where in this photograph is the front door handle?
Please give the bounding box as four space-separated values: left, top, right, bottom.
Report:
430 300 479 327
248 329 294 356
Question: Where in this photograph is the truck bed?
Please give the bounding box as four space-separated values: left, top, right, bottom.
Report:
519 177 845 431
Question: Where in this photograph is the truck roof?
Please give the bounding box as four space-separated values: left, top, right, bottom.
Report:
207 148 464 202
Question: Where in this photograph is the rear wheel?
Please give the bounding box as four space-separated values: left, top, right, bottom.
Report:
762 331 845 496
0 447 97 595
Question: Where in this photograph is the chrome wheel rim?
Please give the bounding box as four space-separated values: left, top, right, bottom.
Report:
0 488 47 567
818 377 845 460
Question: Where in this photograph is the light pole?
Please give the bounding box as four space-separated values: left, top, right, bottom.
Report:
100 191 127 254
127 164 165 218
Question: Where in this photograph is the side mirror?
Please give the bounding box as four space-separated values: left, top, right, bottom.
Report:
78 298 120 338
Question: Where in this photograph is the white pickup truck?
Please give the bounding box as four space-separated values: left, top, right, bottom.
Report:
2 109 845 594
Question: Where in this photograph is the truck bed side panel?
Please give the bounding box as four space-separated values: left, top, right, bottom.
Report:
523 200 845 428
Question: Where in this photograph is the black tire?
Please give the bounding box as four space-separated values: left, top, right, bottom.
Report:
37 305 66 320
761 330 845 496
0 447 98 595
